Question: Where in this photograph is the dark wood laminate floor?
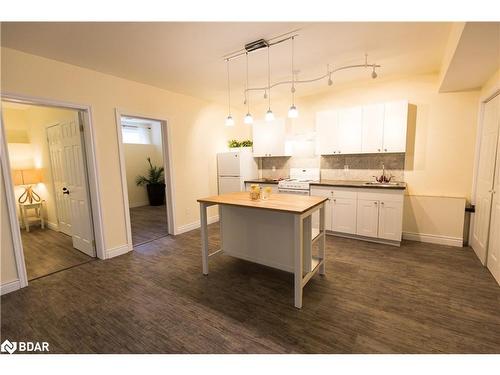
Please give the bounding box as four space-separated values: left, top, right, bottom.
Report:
130 205 168 246
2 223 500 353
21 227 93 281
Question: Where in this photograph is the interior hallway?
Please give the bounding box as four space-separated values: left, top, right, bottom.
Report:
2 223 500 353
130 204 168 246
21 227 93 280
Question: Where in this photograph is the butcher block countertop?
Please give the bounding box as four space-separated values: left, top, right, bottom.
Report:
197 192 327 214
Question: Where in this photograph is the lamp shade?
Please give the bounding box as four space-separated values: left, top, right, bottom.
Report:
12 169 42 185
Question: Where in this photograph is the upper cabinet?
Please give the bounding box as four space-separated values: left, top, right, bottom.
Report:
252 118 291 157
382 100 408 153
316 100 409 155
361 103 385 153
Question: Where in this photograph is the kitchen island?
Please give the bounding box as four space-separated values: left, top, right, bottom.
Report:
197 192 328 308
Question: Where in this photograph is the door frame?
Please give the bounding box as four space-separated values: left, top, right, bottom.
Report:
114 109 176 250
0 92 106 289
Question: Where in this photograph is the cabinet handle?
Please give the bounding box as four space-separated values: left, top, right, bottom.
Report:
377 148 381 152
381 201 384 205
374 201 378 205
333 199 336 202
384 149 387 152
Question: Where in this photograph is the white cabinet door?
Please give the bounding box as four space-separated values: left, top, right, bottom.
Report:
311 187 333 231
378 200 403 241
337 107 362 154
487 115 500 284
219 177 242 194
315 110 339 155
383 100 408 152
356 199 379 238
361 103 385 153
252 119 287 157
331 197 357 234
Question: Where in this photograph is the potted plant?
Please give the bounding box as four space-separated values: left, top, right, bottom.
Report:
240 139 253 149
135 157 165 206
228 139 241 150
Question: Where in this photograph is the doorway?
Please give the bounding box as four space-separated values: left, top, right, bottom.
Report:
1 100 96 280
117 113 173 247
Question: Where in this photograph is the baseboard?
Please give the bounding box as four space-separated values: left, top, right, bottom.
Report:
105 244 132 259
129 201 150 208
46 221 59 231
402 231 463 247
1 279 21 296
175 215 219 235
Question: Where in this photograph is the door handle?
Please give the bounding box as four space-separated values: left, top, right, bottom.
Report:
62 187 70 195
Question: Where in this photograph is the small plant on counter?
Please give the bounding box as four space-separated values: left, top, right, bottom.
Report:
240 139 253 147
228 139 241 148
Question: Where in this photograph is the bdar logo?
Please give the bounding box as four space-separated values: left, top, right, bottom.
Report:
1 339 17 354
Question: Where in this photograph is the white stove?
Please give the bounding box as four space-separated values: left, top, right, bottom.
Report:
278 168 320 195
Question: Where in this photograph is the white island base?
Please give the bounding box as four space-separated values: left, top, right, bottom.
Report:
198 192 327 308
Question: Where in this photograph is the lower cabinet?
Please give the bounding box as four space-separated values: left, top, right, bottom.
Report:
311 186 404 244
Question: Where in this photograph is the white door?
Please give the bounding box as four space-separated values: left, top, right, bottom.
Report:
337 107 362 154
362 103 385 153
218 176 242 194
356 199 379 238
252 119 286 157
472 95 500 263
383 100 408 152
47 117 95 257
315 110 339 155
217 152 240 176
378 200 404 241
47 125 72 236
331 197 357 234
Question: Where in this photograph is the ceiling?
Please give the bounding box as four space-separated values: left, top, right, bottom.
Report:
439 22 500 92
1 22 453 104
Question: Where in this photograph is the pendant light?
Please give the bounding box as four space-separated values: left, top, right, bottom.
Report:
225 59 234 126
243 52 253 124
265 46 275 122
288 36 298 119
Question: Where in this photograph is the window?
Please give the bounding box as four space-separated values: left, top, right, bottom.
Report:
121 124 152 145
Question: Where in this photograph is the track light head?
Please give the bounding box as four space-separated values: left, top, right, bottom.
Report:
328 75 333 86
288 105 298 119
265 109 275 122
371 66 378 79
264 91 268 99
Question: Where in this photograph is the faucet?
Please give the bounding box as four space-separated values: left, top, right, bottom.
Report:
373 163 394 183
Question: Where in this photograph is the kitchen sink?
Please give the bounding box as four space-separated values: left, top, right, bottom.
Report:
363 181 402 187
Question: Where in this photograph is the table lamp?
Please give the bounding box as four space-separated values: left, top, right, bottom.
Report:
12 169 42 204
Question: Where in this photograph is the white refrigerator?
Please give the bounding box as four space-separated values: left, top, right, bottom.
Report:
217 149 258 194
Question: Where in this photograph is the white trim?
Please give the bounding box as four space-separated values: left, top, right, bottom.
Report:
402 231 463 247
176 215 219 235
128 201 150 208
114 109 176 249
1 92 107 295
105 244 132 259
46 221 59 231
0 279 21 295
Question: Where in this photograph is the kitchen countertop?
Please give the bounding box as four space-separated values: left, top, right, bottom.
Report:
244 178 281 184
311 180 406 190
197 192 327 214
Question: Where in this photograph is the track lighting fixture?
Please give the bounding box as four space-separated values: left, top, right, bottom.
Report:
222 33 382 125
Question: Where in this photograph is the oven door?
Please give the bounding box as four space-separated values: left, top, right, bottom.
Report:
278 188 310 195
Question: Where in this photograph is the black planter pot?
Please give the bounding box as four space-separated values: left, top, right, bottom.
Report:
146 183 166 206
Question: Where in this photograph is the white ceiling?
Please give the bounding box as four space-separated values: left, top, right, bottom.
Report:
1 22 452 104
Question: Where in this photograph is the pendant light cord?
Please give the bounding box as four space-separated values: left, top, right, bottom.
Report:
291 36 295 106
226 59 231 115
246 52 250 113
267 46 271 110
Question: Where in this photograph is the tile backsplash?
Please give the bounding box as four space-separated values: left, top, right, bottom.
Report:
260 153 406 182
